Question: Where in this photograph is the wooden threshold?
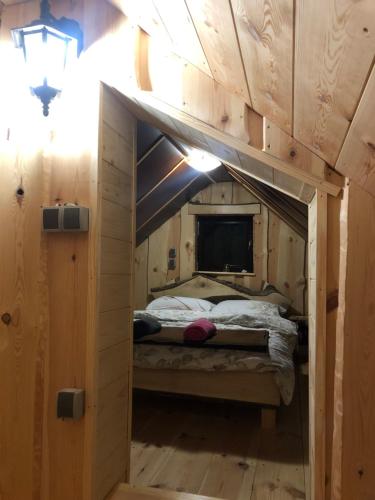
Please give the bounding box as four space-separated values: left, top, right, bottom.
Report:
110 484 223 500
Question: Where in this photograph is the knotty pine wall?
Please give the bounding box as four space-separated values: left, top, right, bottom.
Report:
94 86 136 500
0 5 136 496
0 4 101 497
331 181 375 500
135 182 307 313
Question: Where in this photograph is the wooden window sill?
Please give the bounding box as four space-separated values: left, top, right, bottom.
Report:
194 271 256 277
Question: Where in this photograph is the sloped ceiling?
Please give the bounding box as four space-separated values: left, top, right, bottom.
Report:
110 0 375 198
136 121 308 245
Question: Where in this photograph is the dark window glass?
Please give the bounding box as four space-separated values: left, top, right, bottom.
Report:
197 215 253 273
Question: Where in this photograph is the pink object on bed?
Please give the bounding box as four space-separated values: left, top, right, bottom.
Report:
183 319 217 344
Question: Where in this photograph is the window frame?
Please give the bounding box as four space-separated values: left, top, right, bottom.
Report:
195 213 255 275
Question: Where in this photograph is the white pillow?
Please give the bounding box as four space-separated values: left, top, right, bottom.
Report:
146 296 214 312
212 299 281 316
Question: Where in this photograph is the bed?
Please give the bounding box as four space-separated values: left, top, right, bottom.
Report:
133 275 298 427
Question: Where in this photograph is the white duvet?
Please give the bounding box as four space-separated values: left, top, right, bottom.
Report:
134 303 298 405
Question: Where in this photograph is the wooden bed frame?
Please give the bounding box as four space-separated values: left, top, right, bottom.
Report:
133 275 283 427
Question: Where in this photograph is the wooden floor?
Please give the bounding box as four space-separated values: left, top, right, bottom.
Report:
130 375 309 499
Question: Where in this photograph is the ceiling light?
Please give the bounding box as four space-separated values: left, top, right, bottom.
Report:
11 0 83 116
184 147 221 172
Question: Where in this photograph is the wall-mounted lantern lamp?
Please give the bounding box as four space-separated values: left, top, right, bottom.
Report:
11 0 83 116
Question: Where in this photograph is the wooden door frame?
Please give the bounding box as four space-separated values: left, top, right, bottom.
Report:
308 190 328 500
125 114 329 499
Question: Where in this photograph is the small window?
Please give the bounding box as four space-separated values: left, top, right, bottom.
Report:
197 215 253 273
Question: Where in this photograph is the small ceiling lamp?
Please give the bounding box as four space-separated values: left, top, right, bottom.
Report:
11 0 83 116
184 147 221 172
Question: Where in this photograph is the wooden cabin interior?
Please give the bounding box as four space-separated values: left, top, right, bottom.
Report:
0 1 374 500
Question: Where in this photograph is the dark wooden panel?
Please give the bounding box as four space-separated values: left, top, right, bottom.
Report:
137 140 183 201
226 167 308 239
137 163 199 228
137 120 162 161
208 165 232 182
136 175 211 245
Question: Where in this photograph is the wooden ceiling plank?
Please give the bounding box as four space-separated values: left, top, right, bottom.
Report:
131 29 343 195
137 174 199 232
137 158 186 205
231 0 293 134
110 0 212 78
170 119 210 152
151 0 212 77
110 0 171 46
294 0 375 166
137 135 165 165
264 118 326 179
184 0 251 104
142 29 250 142
335 65 375 196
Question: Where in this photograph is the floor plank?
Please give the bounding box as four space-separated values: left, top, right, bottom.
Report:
131 380 307 500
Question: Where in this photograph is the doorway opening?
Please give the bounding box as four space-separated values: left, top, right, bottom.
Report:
128 112 319 499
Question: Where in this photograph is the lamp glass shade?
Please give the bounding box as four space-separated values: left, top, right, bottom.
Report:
17 24 77 92
185 147 221 172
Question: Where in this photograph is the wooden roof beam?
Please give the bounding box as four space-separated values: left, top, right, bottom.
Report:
123 90 342 200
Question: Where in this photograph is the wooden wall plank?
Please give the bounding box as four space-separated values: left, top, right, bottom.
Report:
134 239 149 309
0 142 47 500
148 212 181 290
325 195 341 499
232 182 259 204
103 122 133 173
96 340 131 500
102 199 132 241
102 161 132 208
185 0 250 103
294 0 375 165
335 66 375 197
98 308 132 351
95 85 136 500
101 237 132 275
251 206 269 290
308 191 327 500
332 181 375 500
191 182 233 204
231 0 293 133
268 212 306 314
180 203 196 280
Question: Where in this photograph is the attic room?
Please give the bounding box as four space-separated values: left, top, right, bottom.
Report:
0 2 374 500
131 119 309 498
